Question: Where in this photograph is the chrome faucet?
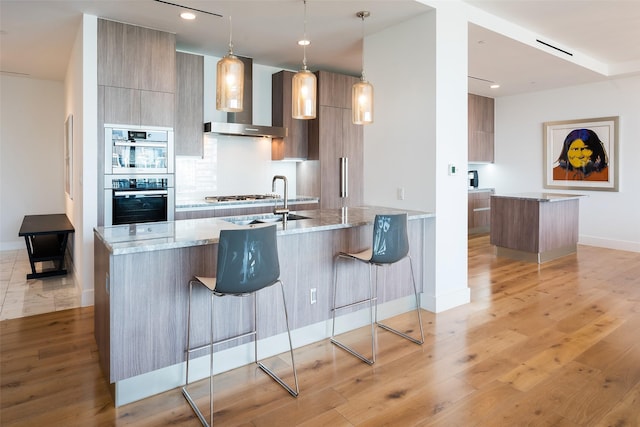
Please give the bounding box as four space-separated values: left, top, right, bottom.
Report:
272 175 289 224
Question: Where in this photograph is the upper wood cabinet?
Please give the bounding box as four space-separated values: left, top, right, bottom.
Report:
302 70 363 209
317 70 354 109
272 70 308 160
468 93 495 163
98 19 175 128
98 19 175 93
175 52 204 157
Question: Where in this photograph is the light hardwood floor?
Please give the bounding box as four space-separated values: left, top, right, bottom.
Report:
1 235 639 426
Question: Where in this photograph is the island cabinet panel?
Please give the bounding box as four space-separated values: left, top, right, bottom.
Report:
490 195 580 263
93 217 427 383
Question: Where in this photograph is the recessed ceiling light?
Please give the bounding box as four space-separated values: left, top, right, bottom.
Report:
298 39 310 46
180 11 196 20
490 84 500 89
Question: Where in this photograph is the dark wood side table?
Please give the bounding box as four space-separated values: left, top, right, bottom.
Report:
18 214 75 279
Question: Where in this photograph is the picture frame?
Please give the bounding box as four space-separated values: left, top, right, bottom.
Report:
65 114 73 199
543 116 618 192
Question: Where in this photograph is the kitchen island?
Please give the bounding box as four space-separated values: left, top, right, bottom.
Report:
490 193 585 263
94 206 433 405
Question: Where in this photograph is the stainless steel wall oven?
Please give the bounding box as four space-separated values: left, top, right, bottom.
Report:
104 175 175 226
103 125 175 226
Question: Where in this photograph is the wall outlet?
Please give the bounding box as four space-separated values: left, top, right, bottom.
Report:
397 187 405 200
310 288 317 304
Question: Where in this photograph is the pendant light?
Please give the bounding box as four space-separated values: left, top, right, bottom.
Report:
292 0 317 120
352 11 374 125
216 15 244 112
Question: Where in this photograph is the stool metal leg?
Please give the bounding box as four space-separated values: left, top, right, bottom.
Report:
375 256 424 345
182 280 212 426
331 254 376 365
256 280 299 397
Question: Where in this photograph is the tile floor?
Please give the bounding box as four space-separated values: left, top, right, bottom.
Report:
0 249 82 320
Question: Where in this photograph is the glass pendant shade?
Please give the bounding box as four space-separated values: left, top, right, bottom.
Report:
292 68 317 119
352 78 374 124
216 53 244 112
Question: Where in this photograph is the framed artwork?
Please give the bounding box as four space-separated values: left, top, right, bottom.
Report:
65 114 73 199
543 116 618 191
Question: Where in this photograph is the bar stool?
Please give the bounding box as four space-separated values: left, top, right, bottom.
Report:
182 224 299 426
331 213 424 365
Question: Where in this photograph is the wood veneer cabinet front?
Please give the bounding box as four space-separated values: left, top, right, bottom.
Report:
303 71 363 209
490 196 580 263
98 19 175 128
93 218 427 383
468 93 494 163
175 52 204 156
468 190 494 234
98 19 175 93
272 71 308 160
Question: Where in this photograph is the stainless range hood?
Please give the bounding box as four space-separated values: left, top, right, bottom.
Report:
204 56 287 139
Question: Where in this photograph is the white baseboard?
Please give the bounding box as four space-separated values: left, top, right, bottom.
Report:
0 240 25 251
421 286 470 313
579 235 640 253
112 295 420 407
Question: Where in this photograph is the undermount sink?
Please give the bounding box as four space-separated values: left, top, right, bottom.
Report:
223 213 311 226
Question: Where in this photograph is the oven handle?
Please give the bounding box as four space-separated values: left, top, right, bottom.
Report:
113 190 168 197
114 142 167 148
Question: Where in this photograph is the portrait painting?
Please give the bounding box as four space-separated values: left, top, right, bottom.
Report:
543 116 618 191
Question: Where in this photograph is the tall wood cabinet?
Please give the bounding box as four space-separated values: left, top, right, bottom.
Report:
98 19 175 128
272 70 308 160
301 70 363 209
468 93 494 163
175 51 204 156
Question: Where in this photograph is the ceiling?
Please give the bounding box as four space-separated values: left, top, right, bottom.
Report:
1 0 639 98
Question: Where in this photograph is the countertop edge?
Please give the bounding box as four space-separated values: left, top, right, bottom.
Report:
491 192 587 202
95 207 435 255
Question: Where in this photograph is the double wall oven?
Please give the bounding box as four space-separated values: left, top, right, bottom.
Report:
104 125 175 226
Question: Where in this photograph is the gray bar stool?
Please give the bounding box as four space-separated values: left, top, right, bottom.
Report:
182 224 299 426
331 213 424 365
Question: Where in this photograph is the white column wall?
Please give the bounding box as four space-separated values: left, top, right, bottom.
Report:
365 5 469 313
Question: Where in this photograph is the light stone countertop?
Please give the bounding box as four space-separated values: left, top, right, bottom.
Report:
491 192 586 202
94 206 435 255
176 195 319 211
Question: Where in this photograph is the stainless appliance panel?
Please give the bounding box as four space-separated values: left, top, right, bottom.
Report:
105 125 174 175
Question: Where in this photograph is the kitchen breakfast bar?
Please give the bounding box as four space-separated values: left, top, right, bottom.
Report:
94 206 433 406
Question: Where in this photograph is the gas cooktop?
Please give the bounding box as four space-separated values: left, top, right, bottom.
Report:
204 194 278 203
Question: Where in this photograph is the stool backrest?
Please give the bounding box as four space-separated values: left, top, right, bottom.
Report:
370 213 410 264
215 225 280 294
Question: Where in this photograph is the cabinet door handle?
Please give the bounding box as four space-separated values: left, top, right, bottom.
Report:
473 207 491 212
340 157 348 198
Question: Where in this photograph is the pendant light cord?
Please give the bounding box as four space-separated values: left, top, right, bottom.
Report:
302 0 308 70
358 11 369 81
228 15 234 54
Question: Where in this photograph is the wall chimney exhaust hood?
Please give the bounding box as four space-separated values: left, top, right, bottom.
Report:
204 56 287 139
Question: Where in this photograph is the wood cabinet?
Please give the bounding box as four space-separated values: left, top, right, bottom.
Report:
98 19 175 92
468 189 494 234
175 52 204 156
98 19 175 128
272 71 308 160
468 93 494 163
300 70 363 209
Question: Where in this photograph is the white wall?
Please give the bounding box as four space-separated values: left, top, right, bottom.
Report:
365 7 470 313
478 75 640 252
175 54 297 201
0 75 65 250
